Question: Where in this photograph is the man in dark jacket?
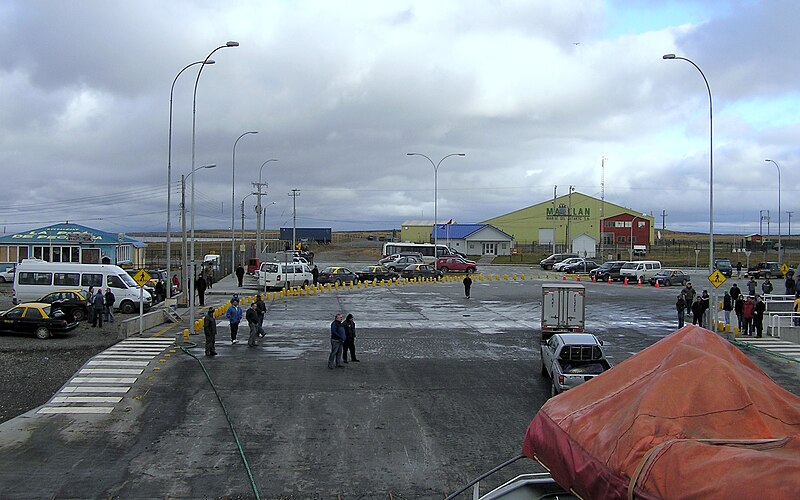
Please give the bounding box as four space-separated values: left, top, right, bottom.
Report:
246 302 260 347
753 295 766 338
91 289 105 327
104 288 115 323
691 296 705 326
342 313 359 363
676 294 686 328
681 283 696 317
195 274 207 306
236 265 245 287
463 275 473 299
312 265 319 286
328 313 346 369
204 307 217 356
256 294 267 337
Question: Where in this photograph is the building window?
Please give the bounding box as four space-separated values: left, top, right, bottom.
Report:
617 236 625 243
116 245 132 264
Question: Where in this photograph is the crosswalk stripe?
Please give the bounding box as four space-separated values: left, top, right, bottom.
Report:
87 360 150 366
78 368 143 375
71 377 137 384
37 407 114 414
51 396 123 403
60 386 130 393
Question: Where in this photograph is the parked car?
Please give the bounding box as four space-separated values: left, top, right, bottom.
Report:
384 256 424 272
619 260 662 282
540 253 579 270
400 264 443 280
747 262 792 279
714 258 733 278
649 269 690 287
356 265 398 282
561 260 599 274
540 333 612 397
36 289 89 321
553 257 584 272
0 302 79 339
378 252 424 266
590 261 626 282
318 267 359 285
436 256 477 273
0 265 15 283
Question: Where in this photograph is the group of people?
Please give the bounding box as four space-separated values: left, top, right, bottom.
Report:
329 312 358 368
677 273 800 338
203 294 269 356
85 286 115 327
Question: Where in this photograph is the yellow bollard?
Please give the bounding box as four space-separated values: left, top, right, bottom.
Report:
520 274 526 280
183 328 190 340
512 274 517 280
495 274 501 281
503 274 509 280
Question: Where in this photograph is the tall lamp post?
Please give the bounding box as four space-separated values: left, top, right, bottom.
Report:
663 53 715 328
406 152 466 267
241 192 256 266
629 214 639 261
166 59 215 298
188 164 216 334
190 40 239 332
256 159 278 258
765 159 782 263
232 131 258 275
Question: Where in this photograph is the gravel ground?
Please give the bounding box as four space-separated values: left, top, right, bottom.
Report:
0 285 127 424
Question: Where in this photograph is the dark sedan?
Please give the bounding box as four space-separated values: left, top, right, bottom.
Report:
561 260 599 274
318 267 359 285
649 269 690 287
36 289 89 321
356 265 398 282
400 264 443 280
0 302 79 339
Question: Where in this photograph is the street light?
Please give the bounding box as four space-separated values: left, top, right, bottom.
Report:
187 164 216 334
629 214 639 261
190 40 238 332
256 159 278 258
232 131 258 275
663 53 715 327
166 59 215 298
241 192 256 266
765 159 782 263
406 152 466 267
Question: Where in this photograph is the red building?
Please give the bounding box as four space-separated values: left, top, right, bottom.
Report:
601 213 651 252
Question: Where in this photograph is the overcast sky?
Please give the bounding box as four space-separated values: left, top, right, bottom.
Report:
1 0 798 237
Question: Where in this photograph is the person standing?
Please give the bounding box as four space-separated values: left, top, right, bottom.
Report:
86 286 95 325
794 292 800 327
204 307 218 356
246 302 260 347
225 299 243 345
312 265 320 286
171 273 180 292
328 313 346 369
736 261 743 277
236 265 245 287
734 293 745 333
463 274 473 299
155 279 166 303
742 296 755 335
256 294 267 337
195 274 207 306
785 273 796 295
761 277 773 295
700 290 710 329
681 282 695 317
722 291 732 328
730 283 741 303
342 313 359 363
691 296 705 326
104 288 115 324
91 289 105 327
753 295 766 338
205 264 214 289
747 276 757 296
676 294 686 329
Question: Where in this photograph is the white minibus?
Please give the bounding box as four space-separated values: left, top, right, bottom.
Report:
619 260 662 281
13 259 153 313
257 262 313 290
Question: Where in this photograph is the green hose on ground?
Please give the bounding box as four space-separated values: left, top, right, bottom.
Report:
179 341 261 500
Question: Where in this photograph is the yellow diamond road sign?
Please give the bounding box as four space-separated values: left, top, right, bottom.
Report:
781 263 790 276
708 269 727 288
133 269 151 287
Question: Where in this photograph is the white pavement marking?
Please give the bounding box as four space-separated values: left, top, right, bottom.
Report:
70 377 137 384
37 407 114 414
78 368 143 375
61 386 130 393
51 396 123 403
87 360 150 366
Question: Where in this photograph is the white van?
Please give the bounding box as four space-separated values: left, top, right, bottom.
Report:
619 260 662 281
13 259 152 313
258 262 313 290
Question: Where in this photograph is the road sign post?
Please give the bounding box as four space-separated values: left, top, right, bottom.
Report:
132 269 151 337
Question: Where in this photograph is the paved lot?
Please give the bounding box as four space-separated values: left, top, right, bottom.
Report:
0 268 798 498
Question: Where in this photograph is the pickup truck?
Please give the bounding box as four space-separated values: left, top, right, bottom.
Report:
747 262 792 279
540 333 611 397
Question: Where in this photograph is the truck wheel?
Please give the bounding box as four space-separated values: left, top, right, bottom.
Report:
35 326 51 340
120 301 135 314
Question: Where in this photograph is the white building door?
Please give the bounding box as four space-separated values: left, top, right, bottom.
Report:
482 243 496 255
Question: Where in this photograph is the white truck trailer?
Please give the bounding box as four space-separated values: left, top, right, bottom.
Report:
540 282 585 341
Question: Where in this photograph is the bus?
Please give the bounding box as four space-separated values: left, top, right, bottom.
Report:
381 242 455 263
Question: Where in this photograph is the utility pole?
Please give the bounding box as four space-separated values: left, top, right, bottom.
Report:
552 186 557 254
180 175 188 306
787 211 793 237
567 186 575 252
600 157 606 261
661 209 667 230
289 189 300 251
253 180 267 257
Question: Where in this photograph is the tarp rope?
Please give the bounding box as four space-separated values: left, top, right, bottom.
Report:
179 341 261 500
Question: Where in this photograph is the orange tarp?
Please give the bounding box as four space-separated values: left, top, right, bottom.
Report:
523 325 800 499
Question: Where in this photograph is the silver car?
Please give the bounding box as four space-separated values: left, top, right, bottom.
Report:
540 333 611 397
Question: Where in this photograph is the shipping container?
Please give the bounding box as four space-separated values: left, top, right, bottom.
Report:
278 227 331 244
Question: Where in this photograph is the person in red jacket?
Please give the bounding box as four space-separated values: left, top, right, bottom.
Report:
742 296 755 336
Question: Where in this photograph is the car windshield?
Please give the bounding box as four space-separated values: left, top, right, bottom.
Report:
118 274 137 289
621 262 637 269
